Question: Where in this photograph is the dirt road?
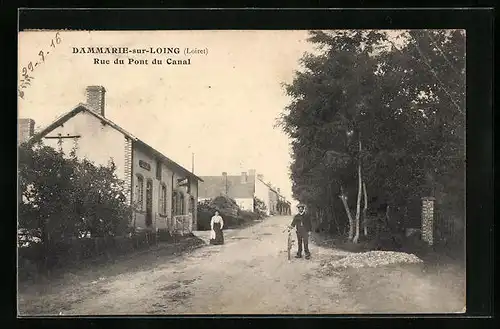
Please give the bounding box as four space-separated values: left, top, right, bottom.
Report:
18 215 465 315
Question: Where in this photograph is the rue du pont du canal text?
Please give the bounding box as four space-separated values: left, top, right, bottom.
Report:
72 47 207 66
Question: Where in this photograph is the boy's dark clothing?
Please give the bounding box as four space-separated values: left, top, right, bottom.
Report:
291 212 312 256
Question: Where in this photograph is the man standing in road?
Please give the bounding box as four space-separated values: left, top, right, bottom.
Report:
290 204 312 259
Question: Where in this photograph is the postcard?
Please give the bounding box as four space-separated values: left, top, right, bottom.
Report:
17 28 466 316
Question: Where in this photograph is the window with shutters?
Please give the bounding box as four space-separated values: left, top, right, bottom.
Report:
136 174 144 210
160 184 168 215
179 193 185 215
172 192 178 217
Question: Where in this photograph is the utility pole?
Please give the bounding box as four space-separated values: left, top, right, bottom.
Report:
191 153 194 173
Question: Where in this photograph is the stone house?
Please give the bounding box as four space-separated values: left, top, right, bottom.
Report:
198 170 290 216
19 85 203 233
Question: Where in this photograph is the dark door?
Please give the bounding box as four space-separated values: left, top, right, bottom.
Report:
180 194 184 215
146 179 153 227
190 197 195 215
172 192 177 217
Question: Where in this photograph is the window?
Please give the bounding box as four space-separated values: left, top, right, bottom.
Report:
160 184 167 215
171 191 187 216
156 160 162 180
189 197 195 214
172 192 178 217
136 174 144 210
145 179 153 226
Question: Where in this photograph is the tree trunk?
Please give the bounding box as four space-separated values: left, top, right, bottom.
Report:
327 183 341 236
331 204 341 236
363 182 368 237
339 186 355 241
353 139 362 244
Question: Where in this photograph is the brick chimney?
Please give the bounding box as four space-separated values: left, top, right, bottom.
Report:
241 172 248 184
248 169 256 177
18 118 35 144
277 188 281 194
85 85 106 117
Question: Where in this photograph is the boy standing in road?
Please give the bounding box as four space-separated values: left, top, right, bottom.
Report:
290 204 312 259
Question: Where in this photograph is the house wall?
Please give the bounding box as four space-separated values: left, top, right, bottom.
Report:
269 190 278 215
255 179 271 216
131 146 157 230
41 110 128 188
131 144 198 231
234 198 254 212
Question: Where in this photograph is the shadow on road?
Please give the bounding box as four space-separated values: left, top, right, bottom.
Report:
18 236 205 295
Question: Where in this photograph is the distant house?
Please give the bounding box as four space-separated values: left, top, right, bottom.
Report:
19 85 203 233
263 180 291 216
198 170 290 216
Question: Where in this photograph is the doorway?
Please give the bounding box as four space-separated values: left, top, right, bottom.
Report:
145 179 153 227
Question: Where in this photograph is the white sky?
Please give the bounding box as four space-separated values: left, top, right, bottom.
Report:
18 29 417 209
18 30 316 205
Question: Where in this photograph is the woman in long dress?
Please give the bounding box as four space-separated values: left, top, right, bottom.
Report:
210 210 224 245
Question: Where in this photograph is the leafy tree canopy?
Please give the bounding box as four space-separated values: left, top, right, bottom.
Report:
278 30 465 234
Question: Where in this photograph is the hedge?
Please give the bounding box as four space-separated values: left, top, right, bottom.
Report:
17 230 182 282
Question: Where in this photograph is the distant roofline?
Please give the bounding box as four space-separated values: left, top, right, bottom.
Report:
198 174 288 201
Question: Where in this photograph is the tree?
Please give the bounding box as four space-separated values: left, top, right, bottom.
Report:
18 141 133 247
279 30 388 241
254 197 268 219
278 30 465 244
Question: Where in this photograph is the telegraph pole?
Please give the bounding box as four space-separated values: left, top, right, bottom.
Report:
191 153 195 173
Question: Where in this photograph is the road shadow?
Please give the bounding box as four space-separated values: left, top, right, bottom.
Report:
18 236 206 295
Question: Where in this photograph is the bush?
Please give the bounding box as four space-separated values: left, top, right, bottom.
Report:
197 197 261 231
18 141 133 275
197 211 213 231
223 215 243 228
211 195 240 217
19 142 132 243
197 199 217 230
197 196 241 230
17 233 158 282
239 210 260 222
197 210 242 230
253 197 268 218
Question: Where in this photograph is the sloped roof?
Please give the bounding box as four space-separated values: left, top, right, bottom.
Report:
28 103 203 182
257 177 287 199
198 175 255 199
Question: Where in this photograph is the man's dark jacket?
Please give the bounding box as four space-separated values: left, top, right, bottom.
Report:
290 212 312 232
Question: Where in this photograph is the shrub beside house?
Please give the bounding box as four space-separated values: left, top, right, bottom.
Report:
17 142 179 281
196 195 266 231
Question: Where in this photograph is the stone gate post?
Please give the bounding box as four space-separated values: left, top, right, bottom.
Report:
421 196 436 246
